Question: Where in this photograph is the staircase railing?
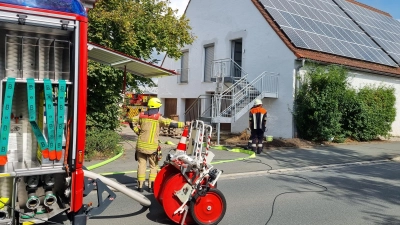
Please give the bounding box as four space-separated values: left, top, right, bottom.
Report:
184 59 249 121
221 74 248 96
212 58 248 81
184 58 279 124
184 94 214 122
216 71 279 122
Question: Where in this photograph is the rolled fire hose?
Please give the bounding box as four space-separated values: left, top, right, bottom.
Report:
83 170 151 207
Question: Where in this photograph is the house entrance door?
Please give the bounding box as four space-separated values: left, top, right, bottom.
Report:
231 39 242 78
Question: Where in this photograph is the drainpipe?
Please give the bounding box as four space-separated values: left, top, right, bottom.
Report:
293 59 305 138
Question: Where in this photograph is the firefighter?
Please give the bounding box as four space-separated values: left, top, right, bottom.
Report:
249 99 267 154
129 98 187 193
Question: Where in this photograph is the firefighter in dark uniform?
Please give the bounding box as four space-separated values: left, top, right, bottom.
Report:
249 99 267 154
129 98 187 192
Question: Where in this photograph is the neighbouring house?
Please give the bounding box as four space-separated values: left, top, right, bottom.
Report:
158 0 400 139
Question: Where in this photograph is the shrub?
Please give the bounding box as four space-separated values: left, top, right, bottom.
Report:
338 88 361 139
294 65 348 141
294 64 396 142
351 85 396 141
85 128 123 160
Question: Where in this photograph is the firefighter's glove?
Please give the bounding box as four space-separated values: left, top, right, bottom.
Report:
156 145 162 161
135 151 138 161
133 126 140 135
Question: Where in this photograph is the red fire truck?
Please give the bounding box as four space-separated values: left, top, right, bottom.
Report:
0 1 176 224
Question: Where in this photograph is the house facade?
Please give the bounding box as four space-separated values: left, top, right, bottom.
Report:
158 0 400 138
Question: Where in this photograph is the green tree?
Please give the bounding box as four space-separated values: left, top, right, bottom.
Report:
86 0 195 130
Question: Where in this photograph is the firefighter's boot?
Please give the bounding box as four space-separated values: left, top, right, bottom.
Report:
247 140 252 150
251 144 257 153
137 181 144 193
148 181 154 193
256 144 263 154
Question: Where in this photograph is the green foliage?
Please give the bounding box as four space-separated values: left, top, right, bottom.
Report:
351 85 396 141
294 65 348 141
338 88 361 139
86 0 195 131
85 128 122 160
294 64 396 142
88 0 195 60
86 61 149 130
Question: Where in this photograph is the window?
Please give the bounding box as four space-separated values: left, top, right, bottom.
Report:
179 51 189 84
204 44 214 82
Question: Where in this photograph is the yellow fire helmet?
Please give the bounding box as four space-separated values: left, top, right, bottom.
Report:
147 97 162 109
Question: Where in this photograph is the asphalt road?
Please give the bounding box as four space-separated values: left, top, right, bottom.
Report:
65 160 400 225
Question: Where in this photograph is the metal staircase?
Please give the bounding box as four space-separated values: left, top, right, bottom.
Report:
184 59 279 124
212 71 279 123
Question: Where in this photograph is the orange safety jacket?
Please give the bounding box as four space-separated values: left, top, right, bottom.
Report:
130 112 185 154
249 106 267 131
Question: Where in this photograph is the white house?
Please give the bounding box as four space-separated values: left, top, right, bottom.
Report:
158 0 400 139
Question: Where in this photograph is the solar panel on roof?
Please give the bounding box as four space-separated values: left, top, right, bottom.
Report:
334 0 400 65
259 0 398 67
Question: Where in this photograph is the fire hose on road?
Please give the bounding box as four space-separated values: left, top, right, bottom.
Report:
83 170 151 207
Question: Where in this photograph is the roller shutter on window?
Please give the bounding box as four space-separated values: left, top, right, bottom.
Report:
204 45 214 82
180 51 189 83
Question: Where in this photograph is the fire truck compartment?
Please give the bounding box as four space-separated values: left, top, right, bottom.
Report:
0 19 76 224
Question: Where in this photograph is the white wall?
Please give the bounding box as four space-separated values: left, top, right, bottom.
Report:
349 71 400 136
159 0 298 138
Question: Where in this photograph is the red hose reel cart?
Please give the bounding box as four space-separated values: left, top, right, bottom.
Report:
154 120 227 225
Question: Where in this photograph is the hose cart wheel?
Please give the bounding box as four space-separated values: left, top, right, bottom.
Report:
162 172 195 225
154 164 178 204
190 188 226 225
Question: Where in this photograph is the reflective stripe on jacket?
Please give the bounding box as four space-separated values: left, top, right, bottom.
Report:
131 112 185 154
249 106 267 131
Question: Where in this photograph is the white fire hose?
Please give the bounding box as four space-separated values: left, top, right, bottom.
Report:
83 170 151 207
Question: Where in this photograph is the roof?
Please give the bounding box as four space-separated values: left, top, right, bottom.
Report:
252 0 400 76
346 0 391 17
88 43 177 78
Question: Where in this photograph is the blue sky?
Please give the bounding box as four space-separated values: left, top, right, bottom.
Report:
168 0 400 20
357 0 400 20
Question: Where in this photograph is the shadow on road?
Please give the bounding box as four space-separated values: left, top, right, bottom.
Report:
249 144 400 225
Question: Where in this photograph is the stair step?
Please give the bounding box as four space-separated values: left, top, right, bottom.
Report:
199 117 212 123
